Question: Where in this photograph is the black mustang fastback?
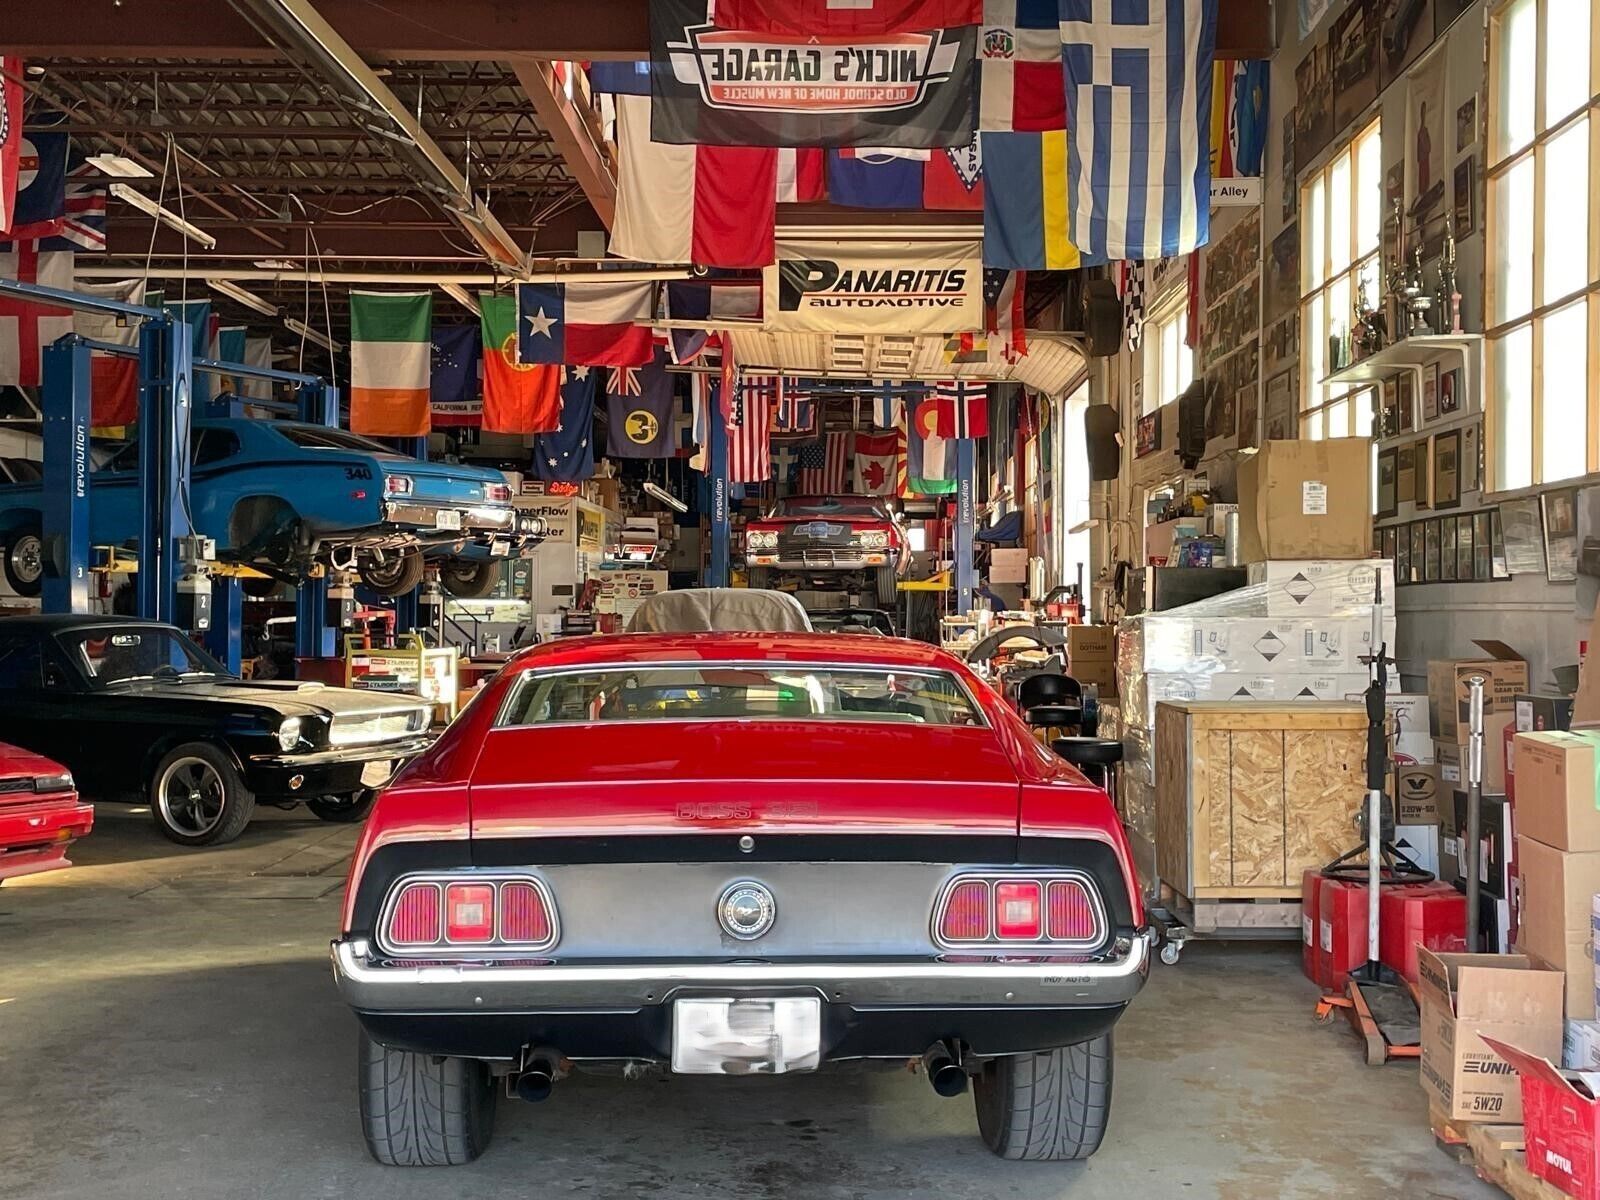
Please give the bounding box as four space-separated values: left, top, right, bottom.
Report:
0 614 431 845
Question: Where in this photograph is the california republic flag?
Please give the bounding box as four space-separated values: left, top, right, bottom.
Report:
853 430 902 496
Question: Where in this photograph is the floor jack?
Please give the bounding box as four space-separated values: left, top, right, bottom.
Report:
1315 578 1437 1065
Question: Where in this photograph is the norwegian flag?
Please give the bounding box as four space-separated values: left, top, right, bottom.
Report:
727 376 772 484
759 376 815 435
798 432 851 494
933 380 990 438
985 268 1027 361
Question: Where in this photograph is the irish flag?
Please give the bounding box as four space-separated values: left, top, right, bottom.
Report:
350 290 432 436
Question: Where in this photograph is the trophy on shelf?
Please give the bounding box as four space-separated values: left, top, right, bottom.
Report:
1436 216 1463 335
1384 199 1407 342
1403 242 1435 336
1352 279 1375 361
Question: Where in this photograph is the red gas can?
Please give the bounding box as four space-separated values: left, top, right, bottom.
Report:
1301 868 1325 986
1379 881 1468 984
1319 876 1370 992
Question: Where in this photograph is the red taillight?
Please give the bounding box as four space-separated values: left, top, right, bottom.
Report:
939 880 990 941
994 881 1043 940
444 882 495 943
485 482 511 502
499 881 552 944
1047 880 1097 941
388 883 441 945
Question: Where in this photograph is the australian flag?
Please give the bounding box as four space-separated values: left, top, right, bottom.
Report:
532 366 598 482
1059 0 1218 261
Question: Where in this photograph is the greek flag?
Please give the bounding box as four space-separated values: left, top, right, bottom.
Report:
1059 0 1217 263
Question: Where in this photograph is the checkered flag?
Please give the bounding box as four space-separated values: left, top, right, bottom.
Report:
1120 261 1145 352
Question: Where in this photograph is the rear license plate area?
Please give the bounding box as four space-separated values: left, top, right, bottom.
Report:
434 510 463 531
670 997 821 1075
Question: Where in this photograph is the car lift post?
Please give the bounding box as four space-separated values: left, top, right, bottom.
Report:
705 393 730 588
294 380 341 660
392 435 428 634
954 437 976 614
135 313 195 624
39 337 93 614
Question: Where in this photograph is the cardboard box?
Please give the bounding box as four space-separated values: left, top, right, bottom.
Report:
1483 1036 1600 1198
1435 716 1514 794
1246 558 1396 616
1396 763 1442 825
1073 658 1117 697
1522 942 1598 1022
1517 731 1600 851
1418 950 1564 1122
1564 1020 1600 1070
1140 615 1393 674
1393 822 1441 878
1067 624 1116 662
1429 642 1531 741
1236 439 1375 562
1519 693 1577 733
1518 836 1600 990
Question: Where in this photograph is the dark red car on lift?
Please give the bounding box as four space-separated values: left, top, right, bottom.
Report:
332 632 1151 1167
743 495 905 607
0 741 93 882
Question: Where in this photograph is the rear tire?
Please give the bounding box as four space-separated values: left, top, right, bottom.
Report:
747 567 772 590
358 1029 497 1166
973 1034 1113 1161
438 558 500 599
874 565 898 609
2 523 44 597
358 548 425 596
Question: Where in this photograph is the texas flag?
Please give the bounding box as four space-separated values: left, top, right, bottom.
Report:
516 280 654 368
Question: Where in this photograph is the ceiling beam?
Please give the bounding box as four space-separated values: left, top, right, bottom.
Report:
11 0 1272 61
512 61 615 230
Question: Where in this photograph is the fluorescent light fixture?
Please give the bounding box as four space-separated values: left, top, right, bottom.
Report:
643 480 687 514
1068 518 1101 536
108 183 217 249
206 278 279 317
86 153 153 178
440 283 480 317
284 318 342 353
253 259 299 270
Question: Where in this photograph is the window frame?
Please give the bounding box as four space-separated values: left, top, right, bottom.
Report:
1140 287 1194 416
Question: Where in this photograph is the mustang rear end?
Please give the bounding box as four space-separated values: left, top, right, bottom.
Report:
332 634 1150 1166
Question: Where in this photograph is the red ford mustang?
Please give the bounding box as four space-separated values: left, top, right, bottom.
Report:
0 741 93 882
332 632 1150 1166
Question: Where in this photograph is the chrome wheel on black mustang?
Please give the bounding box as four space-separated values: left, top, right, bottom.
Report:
331 631 1151 1165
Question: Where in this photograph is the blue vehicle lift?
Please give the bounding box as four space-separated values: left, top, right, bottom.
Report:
705 387 730 589
1 277 345 674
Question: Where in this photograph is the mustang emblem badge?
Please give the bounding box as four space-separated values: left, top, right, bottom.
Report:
718 881 776 941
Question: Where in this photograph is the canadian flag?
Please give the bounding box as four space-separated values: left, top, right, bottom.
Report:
853 430 902 496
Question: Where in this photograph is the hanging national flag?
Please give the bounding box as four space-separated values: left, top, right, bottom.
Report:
587 61 652 94
1211 59 1269 179
480 292 560 435
29 159 107 252
942 333 988 364
430 324 482 428
611 93 778 267
214 326 247 402
925 135 984 210
516 279 655 367
752 376 815 435
2 108 66 238
533 366 599 482
663 278 761 364
770 440 801 483
72 278 140 427
0 244 69 386
1120 262 1145 351
976 0 1066 132
906 394 955 494
706 0 982 34
980 131 1079 269
349 290 433 436
933 379 989 438
240 337 274 403
605 347 676 457
0 59 21 235
777 147 826 203
853 431 902 496
1059 0 1217 261
798 431 851 493
985 267 1027 360
727 376 773 484
872 382 905 431
826 148 927 209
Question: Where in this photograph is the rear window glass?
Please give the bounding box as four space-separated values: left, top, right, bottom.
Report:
276 426 397 454
774 497 887 518
499 665 982 727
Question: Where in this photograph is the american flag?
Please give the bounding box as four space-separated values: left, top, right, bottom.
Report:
727 376 771 484
933 380 989 438
798 431 851 493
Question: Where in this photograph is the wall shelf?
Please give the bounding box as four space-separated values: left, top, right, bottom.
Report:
1319 333 1484 436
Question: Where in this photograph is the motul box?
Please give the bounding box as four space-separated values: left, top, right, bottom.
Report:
1483 1036 1600 1200
1418 949 1564 1122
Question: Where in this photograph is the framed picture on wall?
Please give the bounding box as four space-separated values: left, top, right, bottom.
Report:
1414 438 1432 509
1456 514 1474 579
1397 371 1416 432
1424 519 1442 581
1453 158 1476 238
1473 511 1493 580
1377 447 1399 517
1422 363 1440 421
1439 368 1461 417
1396 523 1413 582
1397 443 1416 503
1543 486 1580 582
1382 525 1399 565
1410 521 1427 583
1440 517 1458 581
1491 508 1511 578
1434 431 1461 508
1135 410 1161 457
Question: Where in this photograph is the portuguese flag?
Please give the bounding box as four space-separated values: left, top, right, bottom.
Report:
349 290 432 436
480 292 560 434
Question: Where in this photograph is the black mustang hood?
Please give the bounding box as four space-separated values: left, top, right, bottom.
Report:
110 677 426 720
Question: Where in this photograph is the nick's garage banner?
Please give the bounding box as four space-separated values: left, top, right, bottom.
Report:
762 236 983 334
650 0 976 147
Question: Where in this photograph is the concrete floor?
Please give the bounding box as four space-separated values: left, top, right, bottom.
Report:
0 807 1499 1200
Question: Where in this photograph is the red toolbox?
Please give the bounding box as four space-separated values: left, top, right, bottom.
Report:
1318 876 1370 992
1301 868 1325 986
1379 881 1468 984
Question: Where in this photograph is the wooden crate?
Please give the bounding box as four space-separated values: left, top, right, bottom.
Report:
1154 701 1366 897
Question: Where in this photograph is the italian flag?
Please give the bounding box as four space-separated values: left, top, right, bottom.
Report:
350 290 432 436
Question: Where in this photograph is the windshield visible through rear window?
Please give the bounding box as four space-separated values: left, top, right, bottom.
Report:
499 665 982 727
774 497 887 518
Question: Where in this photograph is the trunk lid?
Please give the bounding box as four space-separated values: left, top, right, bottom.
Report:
383 459 509 508
468 720 1021 839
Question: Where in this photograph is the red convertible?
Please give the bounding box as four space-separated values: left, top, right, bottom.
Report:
0 741 93 881
332 633 1150 1166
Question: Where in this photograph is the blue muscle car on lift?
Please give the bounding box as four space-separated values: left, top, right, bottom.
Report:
0 419 544 599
